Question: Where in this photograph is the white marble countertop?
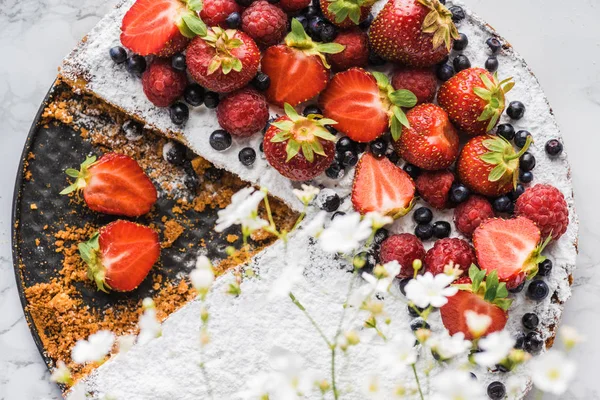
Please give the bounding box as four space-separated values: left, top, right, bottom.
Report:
0 1 599 399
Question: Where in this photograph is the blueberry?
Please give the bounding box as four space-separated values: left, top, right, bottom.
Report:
410 318 430 331
520 152 536 171
403 163 421 179
413 207 433 224
514 331 526 349
496 123 515 141
239 147 256 166
487 382 506 400
524 332 543 354
204 166 224 182
267 0 279 3
169 102 189 125
453 55 471 72
336 136 357 153
164 141 186 166
303 105 322 116
469 372 477 380
507 101 526 119
305 5 320 18
514 130 531 148
508 281 525 294
545 139 563 156
522 313 539 330
308 16 325 40
317 189 341 212
225 11 242 28
354 251 376 271
538 259 553 276
527 279 549 301
373 228 389 245
415 223 434 240
235 0 253 6
408 304 426 318
449 183 470 204
184 167 199 191
184 83 205 107
320 23 338 42
359 13 373 30
486 37 502 53
398 278 410 296
326 160 344 179
436 64 455 81
449 6 465 22
126 55 147 76
519 170 533 183
331 211 346 220
370 138 387 158
109 46 127 64
438 0 445 3
433 221 451 238
341 150 358 167
509 184 525 201
485 56 499 73
368 52 387 66
387 152 400 164
294 15 309 30
171 53 186 71
204 92 220 109
493 195 512 212
453 33 468 51
209 129 232 151
252 72 271 91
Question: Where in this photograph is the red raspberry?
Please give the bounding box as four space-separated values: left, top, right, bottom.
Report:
328 30 369 71
391 68 438 105
379 234 426 278
200 0 242 27
217 88 269 137
415 170 455 209
279 0 311 13
454 195 495 237
424 238 476 277
241 1 288 47
515 184 569 241
141 59 187 107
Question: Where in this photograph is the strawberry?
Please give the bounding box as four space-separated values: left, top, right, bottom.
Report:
473 216 549 289
79 220 160 292
263 104 337 181
319 69 417 143
186 27 260 93
368 0 458 67
261 19 344 107
320 0 373 28
61 153 157 217
394 103 459 170
120 0 206 57
351 152 416 218
457 134 531 197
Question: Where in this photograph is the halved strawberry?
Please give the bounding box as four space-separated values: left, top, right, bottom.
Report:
351 152 415 218
472 216 548 289
60 153 157 217
79 220 160 292
319 68 417 142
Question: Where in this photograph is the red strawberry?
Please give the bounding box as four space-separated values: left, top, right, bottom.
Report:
415 170 454 209
186 27 260 93
515 184 569 241
379 233 425 278
473 216 548 289
368 0 458 67
391 68 437 105
241 1 288 47
217 88 270 137
120 0 205 57
394 103 459 171
280 0 311 13
328 30 369 71
79 220 160 292
142 58 187 107
457 135 531 197
424 238 475 276
351 152 416 218
200 0 241 28
320 0 373 28
454 195 495 237
319 69 417 142
263 104 336 180
61 153 157 217
438 68 514 135
262 19 344 107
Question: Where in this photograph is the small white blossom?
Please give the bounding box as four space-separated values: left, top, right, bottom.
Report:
236 372 273 399
465 310 492 338
443 261 464 280
474 330 515 367
293 184 320 204
362 211 393 230
268 347 320 399
361 261 401 293
67 383 87 400
404 272 457 308
361 375 387 400
431 370 485 400
506 375 529 399
117 335 136 354
379 332 418 372
71 330 115 364
301 211 327 238
560 325 585 350
318 212 372 253
347 284 374 308
530 350 576 395
215 187 267 233
138 307 162 345
50 361 72 384
428 331 471 361
268 262 304 300
190 255 215 292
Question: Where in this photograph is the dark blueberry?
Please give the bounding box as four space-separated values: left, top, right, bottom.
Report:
239 147 256 166
331 211 346 220
514 130 531 148
469 372 477 380
387 152 400 164
453 33 468 51
235 0 253 6
449 6 465 22
449 183 470 204
403 163 421 179
209 129 232 151
485 56 499 73
325 160 344 179
184 83 205 107
308 16 325 40
524 331 543 354
252 72 271 91
410 318 430 331
436 63 455 81
224 12 242 29
486 37 502 54
204 166 224 182
408 304 426 318
507 101 526 120
341 150 358 167
169 102 189 125
171 53 186 71
509 184 525 201
519 170 533 183
126 54 147 76
527 279 549 301
514 331 526 349
311 0 320 7
204 92 220 109
433 221 451 239
320 23 338 42
354 251 376 271
305 5 319 18
164 142 186 166
505 201 515 214
373 228 389 245
398 278 410 296
487 382 506 400
413 207 433 224
318 191 341 212
356 142 367 153
109 46 127 64
336 136 357 153
496 123 515 141
538 259 553 277
520 152 536 171
522 313 539 330
495 364 510 373
303 105 322 116
359 13 373 30
508 281 525 294
294 15 309 30
259 141 264 152
326 125 338 135
183 162 199 191
453 55 471 72
493 196 512 212
368 52 387 66
370 138 387 158
415 223 434 240
545 139 563 156
267 0 279 3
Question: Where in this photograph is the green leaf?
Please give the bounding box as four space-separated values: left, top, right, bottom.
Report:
348 7 361 24
503 81 515 93
480 74 494 90
468 264 479 282
390 114 402 141
187 0 203 12
371 71 389 89
222 61 233 75
286 140 300 161
65 168 80 178
482 138 505 152
232 58 243 72
496 282 509 299
392 106 410 128
471 266 485 293
284 103 301 122
480 152 503 165
271 120 294 132
484 270 499 302
473 87 492 101
301 142 314 162
81 156 97 168
59 184 78 195
182 13 207 37
316 43 345 54
270 131 291 142
287 18 311 44
478 107 496 122
207 58 221 75
488 163 507 182
311 140 326 156
318 118 337 126
493 298 513 311
312 127 337 142
78 233 99 266
389 89 418 108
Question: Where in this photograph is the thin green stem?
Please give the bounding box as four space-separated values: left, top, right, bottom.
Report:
289 292 332 347
412 364 424 400
262 193 277 232
535 390 544 400
331 347 339 400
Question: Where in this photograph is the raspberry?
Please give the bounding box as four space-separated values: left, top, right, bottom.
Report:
391 68 438 105
415 170 455 209
217 88 269 137
141 59 187 107
379 234 426 278
515 184 569 241
241 1 288 47
328 30 369 71
200 0 241 28
424 238 476 277
454 195 495 237
279 0 311 13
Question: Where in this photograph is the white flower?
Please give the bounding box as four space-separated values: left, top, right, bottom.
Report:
404 272 457 308
379 332 418 372
301 211 327 238
117 335 136 354
318 212 372 253
190 255 215 292
473 330 515 367
361 261 401 293
506 375 528 399
215 187 267 233
431 370 485 400
268 347 319 399
560 325 585 350
50 361 71 384
268 262 304 300
236 372 273 399
464 310 492 338
347 284 374 308
531 350 576 395
362 211 393 230
361 375 387 400
443 261 464 280
138 307 162 345
67 383 87 400
428 331 471 361
293 184 320 205
71 330 115 364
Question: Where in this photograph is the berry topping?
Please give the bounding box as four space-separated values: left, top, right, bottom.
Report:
496 123 515 141
486 37 502 53
493 195 512 213
391 68 438 105
200 0 242 28
172 53 186 71
241 1 288 47
403 163 422 179
432 221 451 238
184 83 206 106
487 382 506 400
280 0 311 12
252 72 271 91
163 141 187 165
507 100 526 119
204 91 220 108
217 88 269 137
526 279 549 301
379 233 426 278
436 63 455 82
424 237 475 276
126 54 147 76
415 170 455 209
538 259 552 277
514 130 531 148
524 331 543 354
519 152 536 172
239 147 257 166
519 171 533 183
449 182 470 204
545 139 563 156
413 207 433 224
226 12 242 29
316 189 341 212
453 195 494 237
109 46 128 64
370 137 388 158
522 312 539 330
169 102 189 125
452 32 468 51
328 30 369 71
320 0 372 28
449 5 465 22
210 129 233 151
515 184 569 241
142 58 187 107
485 56 499 73
453 54 471 72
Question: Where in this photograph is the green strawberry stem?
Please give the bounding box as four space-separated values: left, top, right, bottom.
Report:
59 155 97 195
177 0 207 38
285 19 345 68
371 72 417 141
453 265 513 311
473 72 515 132
523 235 552 279
325 0 374 25
204 28 244 75
480 134 532 189
78 233 111 293
418 0 459 51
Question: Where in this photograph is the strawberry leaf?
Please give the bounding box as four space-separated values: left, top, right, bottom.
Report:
392 106 410 128
313 127 337 142
286 140 300 161
315 43 345 54
186 0 204 12
372 71 390 89
271 120 294 132
284 103 301 122
182 13 207 37
302 142 314 162
390 114 402 141
488 164 507 182
389 89 418 108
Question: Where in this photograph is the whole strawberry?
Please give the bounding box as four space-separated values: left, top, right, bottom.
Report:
369 0 458 67
186 27 260 93
457 134 531 197
392 68 437 105
379 233 425 278
415 170 454 209
142 59 187 107
320 0 373 28
424 238 475 277
515 184 569 241
454 195 494 237
438 68 514 135
241 1 288 47
263 104 337 180
328 30 369 71
217 88 270 137
200 0 242 28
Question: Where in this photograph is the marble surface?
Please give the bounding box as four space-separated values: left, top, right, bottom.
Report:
0 0 599 399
